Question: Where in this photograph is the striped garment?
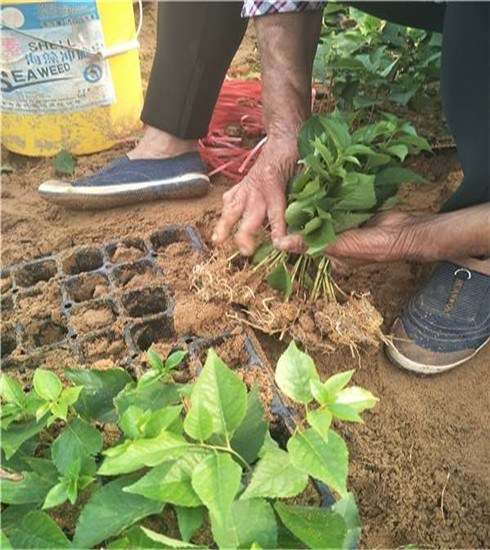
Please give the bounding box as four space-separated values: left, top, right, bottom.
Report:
242 1 325 18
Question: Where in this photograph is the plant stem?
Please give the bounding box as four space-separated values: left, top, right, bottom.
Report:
198 443 251 471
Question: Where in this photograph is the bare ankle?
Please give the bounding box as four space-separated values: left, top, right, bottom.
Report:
127 126 198 160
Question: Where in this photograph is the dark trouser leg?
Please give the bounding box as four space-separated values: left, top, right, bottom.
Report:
141 2 247 139
438 2 489 212
351 2 489 211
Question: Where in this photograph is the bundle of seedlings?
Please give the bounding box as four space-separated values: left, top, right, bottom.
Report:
193 111 430 353
0 344 377 549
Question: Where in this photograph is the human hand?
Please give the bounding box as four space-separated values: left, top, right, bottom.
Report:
212 138 297 256
274 211 433 272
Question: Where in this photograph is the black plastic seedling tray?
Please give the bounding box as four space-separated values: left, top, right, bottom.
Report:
188 328 335 508
0 225 204 372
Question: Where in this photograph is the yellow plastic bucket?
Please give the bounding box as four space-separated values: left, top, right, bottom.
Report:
1 0 143 156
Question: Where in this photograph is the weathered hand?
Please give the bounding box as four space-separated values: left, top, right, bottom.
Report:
212 138 297 256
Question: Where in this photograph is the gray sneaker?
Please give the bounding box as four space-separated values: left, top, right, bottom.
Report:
386 261 490 374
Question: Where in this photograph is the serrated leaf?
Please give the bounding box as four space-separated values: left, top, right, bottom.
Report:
189 349 247 439
120 405 147 439
333 173 376 211
0 470 53 504
124 450 209 506
241 447 308 500
275 502 347 550
211 498 277 549
42 482 68 510
51 416 103 474
64 367 132 423
231 383 268 464
266 262 292 299
33 369 62 402
9 511 71 549
98 431 189 475
54 149 76 176
175 506 206 543
288 428 348 496
184 401 214 442
297 116 328 158
306 408 332 440
143 405 183 438
116 379 181 419
73 476 164 548
324 370 355 395
275 341 319 404
336 386 378 412
1 417 48 460
329 404 363 423
191 452 241 525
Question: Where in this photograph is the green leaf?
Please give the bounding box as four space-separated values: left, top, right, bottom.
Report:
189 349 247 439
309 379 333 406
175 506 206 543
165 350 187 372
54 149 76 176
51 416 103 474
333 173 377 211
288 428 348 496
0 530 13 550
275 502 347 550
211 499 277 550
285 199 314 228
124 450 210 506
275 341 319 404
375 167 427 187
147 348 164 371
332 493 362 549
241 447 308 500
231 383 268 464
335 386 378 412
324 370 355 395
329 404 363 423
60 385 83 407
140 527 204 548
306 408 333 440
143 405 183 438
73 476 164 548
298 116 328 158
385 144 409 161
331 211 372 233
64 367 132 423
0 375 25 406
1 418 47 460
320 115 352 150
23 457 58 479
116 379 181 418
32 369 62 402
191 452 241 525
0 471 53 504
98 431 189 475
42 482 68 510
120 405 147 439
9 511 71 549
252 242 274 265
304 220 337 256
184 401 214 442
266 262 292 299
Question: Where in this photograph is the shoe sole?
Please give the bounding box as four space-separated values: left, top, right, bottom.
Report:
38 172 210 210
385 335 490 375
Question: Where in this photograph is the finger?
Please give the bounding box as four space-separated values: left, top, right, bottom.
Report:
266 188 288 243
234 194 267 256
212 186 246 245
274 234 306 254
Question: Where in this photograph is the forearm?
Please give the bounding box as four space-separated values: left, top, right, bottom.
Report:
418 203 490 260
254 11 323 139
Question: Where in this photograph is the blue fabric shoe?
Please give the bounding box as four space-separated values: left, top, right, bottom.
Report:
38 152 210 210
386 261 490 374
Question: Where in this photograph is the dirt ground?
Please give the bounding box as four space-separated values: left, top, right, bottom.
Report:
1 4 489 549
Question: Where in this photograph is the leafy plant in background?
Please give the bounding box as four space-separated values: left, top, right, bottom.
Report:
314 5 442 112
0 343 377 549
256 110 430 301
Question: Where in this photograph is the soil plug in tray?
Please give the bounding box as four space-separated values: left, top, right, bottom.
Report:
0 226 203 371
188 326 335 508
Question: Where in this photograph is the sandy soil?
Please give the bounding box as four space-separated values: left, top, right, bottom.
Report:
1 4 488 548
